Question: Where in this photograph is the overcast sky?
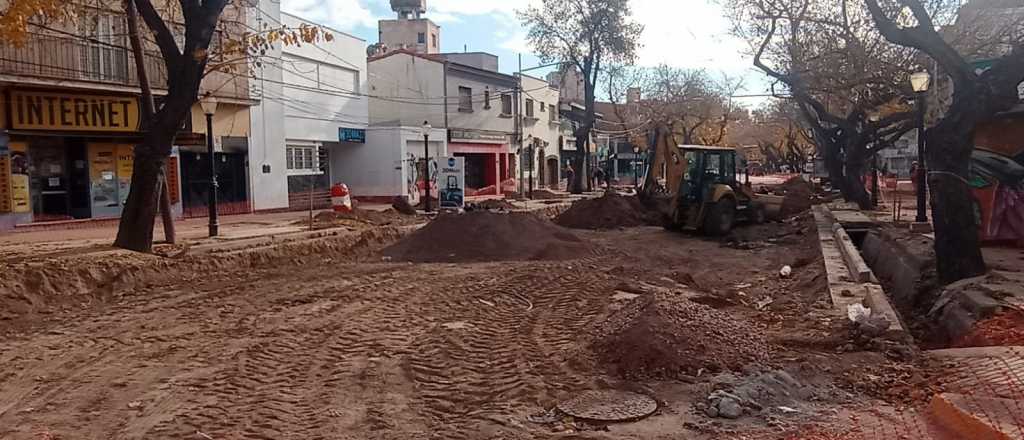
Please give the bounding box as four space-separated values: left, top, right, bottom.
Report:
280 0 770 105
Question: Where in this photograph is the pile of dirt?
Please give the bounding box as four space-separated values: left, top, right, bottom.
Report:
381 211 598 263
587 293 772 379
470 199 518 211
531 189 568 200
777 177 814 217
555 192 658 230
952 310 1024 348
305 208 421 229
391 197 417 215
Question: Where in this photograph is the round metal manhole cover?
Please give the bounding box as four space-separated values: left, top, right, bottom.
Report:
556 390 658 422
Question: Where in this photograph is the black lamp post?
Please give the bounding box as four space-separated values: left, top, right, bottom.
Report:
910 71 931 224
421 121 432 213
201 96 219 237
633 145 640 190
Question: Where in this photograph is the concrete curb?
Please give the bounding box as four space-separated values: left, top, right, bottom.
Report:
812 205 907 334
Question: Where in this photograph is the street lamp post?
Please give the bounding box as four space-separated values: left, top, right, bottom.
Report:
200 96 219 237
421 121 432 213
633 145 640 190
910 71 931 224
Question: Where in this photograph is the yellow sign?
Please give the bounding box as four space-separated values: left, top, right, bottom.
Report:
10 142 29 213
10 91 140 132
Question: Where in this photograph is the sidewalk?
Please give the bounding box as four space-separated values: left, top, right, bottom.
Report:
0 205 393 263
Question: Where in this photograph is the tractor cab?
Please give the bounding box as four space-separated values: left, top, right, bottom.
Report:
665 145 765 235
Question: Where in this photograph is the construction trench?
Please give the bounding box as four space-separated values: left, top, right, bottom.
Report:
0 189 1021 439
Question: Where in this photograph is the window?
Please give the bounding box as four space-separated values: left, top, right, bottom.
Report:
550 104 558 122
501 94 513 115
79 11 129 82
540 102 546 112
458 86 473 112
431 33 438 48
484 89 491 109
526 99 535 118
286 144 322 175
418 32 426 44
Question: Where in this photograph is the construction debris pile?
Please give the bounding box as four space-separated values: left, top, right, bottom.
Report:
469 199 518 211
555 192 660 230
381 211 598 263
777 177 815 217
586 293 772 380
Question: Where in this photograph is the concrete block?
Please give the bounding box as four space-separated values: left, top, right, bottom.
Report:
829 281 867 310
863 284 906 332
834 226 873 283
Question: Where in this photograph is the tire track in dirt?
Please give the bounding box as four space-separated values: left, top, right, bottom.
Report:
403 260 617 439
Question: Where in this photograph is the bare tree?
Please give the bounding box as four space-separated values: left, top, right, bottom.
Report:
726 0 917 208
864 0 1024 283
520 0 643 194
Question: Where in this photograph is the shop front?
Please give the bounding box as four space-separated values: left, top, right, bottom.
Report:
448 129 512 196
0 88 173 225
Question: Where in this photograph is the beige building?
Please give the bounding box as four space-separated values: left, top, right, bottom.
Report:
0 3 254 229
377 0 441 55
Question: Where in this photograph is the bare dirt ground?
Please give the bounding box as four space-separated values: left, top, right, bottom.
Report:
0 214 932 440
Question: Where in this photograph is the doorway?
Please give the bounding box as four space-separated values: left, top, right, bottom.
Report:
546 157 559 188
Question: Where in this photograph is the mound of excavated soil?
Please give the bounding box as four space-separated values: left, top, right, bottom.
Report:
306 208 421 228
381 211 597 263
471 199 518 211
531 189 568 200
555 193 657 230
589 294 772 379
778 177 814 217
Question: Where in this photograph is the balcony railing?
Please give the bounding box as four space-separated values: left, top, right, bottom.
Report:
0 32 248 100
0 32 169 90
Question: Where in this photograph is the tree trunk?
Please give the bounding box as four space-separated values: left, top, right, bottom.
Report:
126 0 175 244
926 126 987 283
842 160 871 210
115 146 169 252
570 136 586 194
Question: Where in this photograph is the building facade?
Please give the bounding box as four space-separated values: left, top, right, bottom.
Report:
0 3 252 230
518 74 562 191
249 4 371 211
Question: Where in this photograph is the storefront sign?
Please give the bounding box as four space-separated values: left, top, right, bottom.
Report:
10 91 140 132
9 142 29 213
449 129 508 144
340 127 366 143
438 156 465 209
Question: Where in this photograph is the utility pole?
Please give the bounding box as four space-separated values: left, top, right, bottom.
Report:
516 54 523 199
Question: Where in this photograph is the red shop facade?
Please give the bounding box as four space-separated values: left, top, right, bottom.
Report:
447 129 514 196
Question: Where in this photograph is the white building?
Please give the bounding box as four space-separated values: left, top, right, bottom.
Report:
362 50 448 203
518 73 562 190
248 6 370 210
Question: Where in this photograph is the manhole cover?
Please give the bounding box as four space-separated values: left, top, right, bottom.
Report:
556 390 658 422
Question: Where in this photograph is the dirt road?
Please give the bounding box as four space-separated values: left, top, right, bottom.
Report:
0 217 920 439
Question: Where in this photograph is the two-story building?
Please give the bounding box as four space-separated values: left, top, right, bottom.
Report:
518 73 562 191
248 3 371 211
439 52 517 196
0 3 253 229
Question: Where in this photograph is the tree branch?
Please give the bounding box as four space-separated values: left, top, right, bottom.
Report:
133 0 180 68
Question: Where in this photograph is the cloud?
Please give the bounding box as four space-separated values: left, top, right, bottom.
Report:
498 30 531 54
428 0 537 17
281 0 379 31
429 11 462 24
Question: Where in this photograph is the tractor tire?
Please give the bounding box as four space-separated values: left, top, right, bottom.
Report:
703 198 736 236
752 203 767 224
